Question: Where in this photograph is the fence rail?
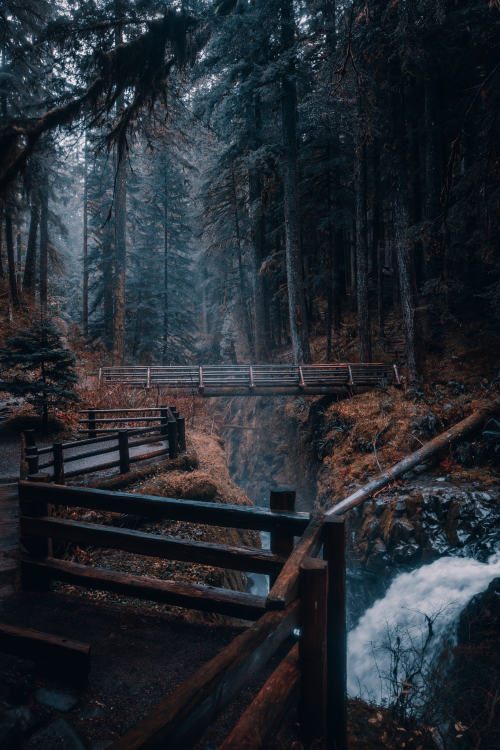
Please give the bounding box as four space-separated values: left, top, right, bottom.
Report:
21 406 186 483
13 400 499 749
97 362 400 394
17 481 347 749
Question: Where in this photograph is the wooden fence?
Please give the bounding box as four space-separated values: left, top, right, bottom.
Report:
77 406 184 437
21 406 186 483
97 363 400 394
17 481 347 749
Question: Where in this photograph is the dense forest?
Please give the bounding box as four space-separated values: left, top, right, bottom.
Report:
0 4 499 750
0 0 498 379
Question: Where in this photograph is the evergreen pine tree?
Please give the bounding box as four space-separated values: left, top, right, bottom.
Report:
0 319 79 431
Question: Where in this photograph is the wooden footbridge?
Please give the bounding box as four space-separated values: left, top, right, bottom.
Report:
98 363 400 395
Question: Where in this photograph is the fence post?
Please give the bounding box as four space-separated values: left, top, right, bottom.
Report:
270 488 296 587
53 443 65 484
118 431 130 474
168 419 178 459
88 409 96 439
19 476 51 590
160 405 168 436
19 430 36 479
299 558 328 745
23 430 38 476
323 517 347 750
177 417 186 452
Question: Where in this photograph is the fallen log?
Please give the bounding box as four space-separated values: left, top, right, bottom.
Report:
326 397 500 517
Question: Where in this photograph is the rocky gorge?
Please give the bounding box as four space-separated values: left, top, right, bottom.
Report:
217 387 499 748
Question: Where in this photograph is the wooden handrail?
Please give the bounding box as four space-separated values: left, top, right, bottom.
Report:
266 515 324 610
18 482 310 533
218 644 300 749
95 362 398 393
109 601 300 750
19 517 286 575
22 557 267 621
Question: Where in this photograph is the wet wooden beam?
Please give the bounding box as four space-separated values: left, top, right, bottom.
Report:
19 517 286 575
218 643 300 750
299 558 328 744
266 515 324 610
18 482 310 534
0 622 90 682
109 601 300 750
21 557 267 620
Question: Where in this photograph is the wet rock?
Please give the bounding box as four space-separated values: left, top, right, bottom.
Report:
448 578 500 750
391 518 414 543
34 688 79 713
28 717 85 750
0 703 34 749
350 481 500 570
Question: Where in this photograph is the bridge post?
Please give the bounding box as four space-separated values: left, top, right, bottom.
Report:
53 443 65 484
88 409 96 439
168 420 178 459
19 479 51 591
118 431 130 474
299 558 328 745
160 406 168 436
177 417 186 452
323 516 347 750
23 431 39 476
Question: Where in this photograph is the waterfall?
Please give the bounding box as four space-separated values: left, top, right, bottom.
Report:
347 552 500 704
248 531 271 597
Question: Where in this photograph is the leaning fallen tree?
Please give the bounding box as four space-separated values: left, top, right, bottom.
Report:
326 397 500 517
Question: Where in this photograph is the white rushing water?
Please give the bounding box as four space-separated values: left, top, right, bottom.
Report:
347 552 500 703
248 531 271 597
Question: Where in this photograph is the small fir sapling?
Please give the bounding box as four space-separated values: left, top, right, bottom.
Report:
0 319 80 432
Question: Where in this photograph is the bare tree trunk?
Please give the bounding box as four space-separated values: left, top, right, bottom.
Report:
377 241 384 335
5 210 20 308
162 161 169 364
231 170 254 357
23 189 39 296
326 141 342 360
281 0 310 363
246 95 268 360
0 205 4 279
393 92 418 380
39 171 48 314
16 227 22 282
103 226 114 352
82 138 89 336
423 78 441 284
112 136 126 365
112 12 127 365
355 140 371 361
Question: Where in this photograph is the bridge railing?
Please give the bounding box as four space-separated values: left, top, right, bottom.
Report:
97 363 400 391
17 481 346 749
